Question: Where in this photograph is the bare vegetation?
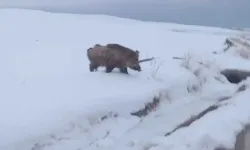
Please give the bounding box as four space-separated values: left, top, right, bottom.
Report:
165 82 248 137
213 36 250 59
164 54 249 140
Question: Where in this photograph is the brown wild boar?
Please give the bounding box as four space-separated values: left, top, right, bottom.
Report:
87 43 141 74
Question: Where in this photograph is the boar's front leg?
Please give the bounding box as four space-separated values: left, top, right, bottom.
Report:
119 67 128 74
89 63 98 72
105 65 115 73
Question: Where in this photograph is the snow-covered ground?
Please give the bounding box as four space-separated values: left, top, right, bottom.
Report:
1 8 250 150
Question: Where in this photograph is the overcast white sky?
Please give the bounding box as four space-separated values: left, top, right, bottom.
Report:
0 0 249 28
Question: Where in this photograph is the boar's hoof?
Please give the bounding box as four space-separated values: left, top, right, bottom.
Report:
131 66 141 72
89 64 97 72
120 67 129 74
89 67 95 72
137 67 141 72
89 64 99 72
105 66 115 73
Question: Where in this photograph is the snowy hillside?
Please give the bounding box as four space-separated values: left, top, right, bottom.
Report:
1 8 250 150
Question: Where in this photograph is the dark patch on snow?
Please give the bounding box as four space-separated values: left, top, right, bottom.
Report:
237 84 248 92
220 69 250 84
89 131 110 146
130 96 160 117
32 142 54 150
165 104 220 136
100 112 118 121
218 95 232 102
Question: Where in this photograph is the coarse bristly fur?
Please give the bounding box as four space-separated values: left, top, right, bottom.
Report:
87 43 141 74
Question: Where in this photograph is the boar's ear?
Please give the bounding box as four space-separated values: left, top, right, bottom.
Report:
94 44 101 47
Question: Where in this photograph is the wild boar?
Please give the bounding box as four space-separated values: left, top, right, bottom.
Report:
87 43 141 74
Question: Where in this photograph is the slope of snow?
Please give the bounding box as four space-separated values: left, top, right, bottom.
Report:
0 8 250 150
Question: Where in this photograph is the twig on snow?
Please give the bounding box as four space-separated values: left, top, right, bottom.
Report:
89 131 110 146
172 56 210 68
150 59 164 78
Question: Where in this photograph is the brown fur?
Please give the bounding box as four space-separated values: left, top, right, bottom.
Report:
87 43 141 74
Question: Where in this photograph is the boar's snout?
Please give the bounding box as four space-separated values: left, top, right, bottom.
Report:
130 65 141 72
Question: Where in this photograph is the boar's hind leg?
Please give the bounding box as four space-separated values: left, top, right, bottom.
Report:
89 63 98 72
119 67 128 74
105 66 115 73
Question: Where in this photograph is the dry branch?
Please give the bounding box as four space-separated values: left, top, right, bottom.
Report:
172 56 183 60
139 57 155 63
89 131 110 146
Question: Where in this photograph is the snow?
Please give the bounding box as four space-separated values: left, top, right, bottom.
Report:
0 8 250 150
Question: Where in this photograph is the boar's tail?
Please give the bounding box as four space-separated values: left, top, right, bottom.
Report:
87 47 92 52
87 47 92 60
